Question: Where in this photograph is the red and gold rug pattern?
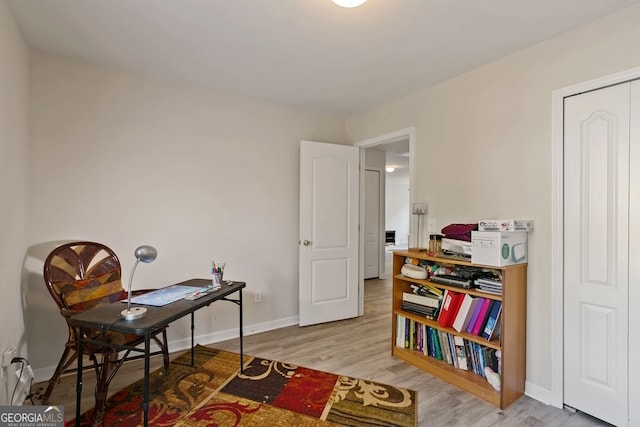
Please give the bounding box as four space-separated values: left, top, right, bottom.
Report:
71 345 417 426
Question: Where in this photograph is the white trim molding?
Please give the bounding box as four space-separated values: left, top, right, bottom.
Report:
355 127 416 315
356 126 417 233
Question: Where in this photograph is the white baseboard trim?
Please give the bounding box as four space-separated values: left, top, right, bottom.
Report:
525 380 552 406
32 315 299 383
168 315 299 355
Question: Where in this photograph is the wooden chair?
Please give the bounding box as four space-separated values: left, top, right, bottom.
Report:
42 241 170 424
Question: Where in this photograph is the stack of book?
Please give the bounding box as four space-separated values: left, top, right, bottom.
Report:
401 283 442 319
474 278 503 295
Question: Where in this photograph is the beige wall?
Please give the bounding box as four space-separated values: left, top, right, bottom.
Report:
0 0 29 405
345 3 640 401
26 50 347 373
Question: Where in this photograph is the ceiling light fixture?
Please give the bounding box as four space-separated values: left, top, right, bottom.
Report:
386 167 395 173
332 0 367 8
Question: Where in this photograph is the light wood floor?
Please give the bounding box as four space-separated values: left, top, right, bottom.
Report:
31 276 611 426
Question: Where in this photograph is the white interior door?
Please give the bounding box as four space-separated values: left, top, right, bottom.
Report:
364 169 380 279
299 140 360 327
563 82 630 427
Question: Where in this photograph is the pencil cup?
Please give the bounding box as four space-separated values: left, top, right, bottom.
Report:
211 260 225 289
212 272 222 287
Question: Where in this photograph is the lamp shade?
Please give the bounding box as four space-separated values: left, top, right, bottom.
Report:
332 0 367 8
135 245 157 263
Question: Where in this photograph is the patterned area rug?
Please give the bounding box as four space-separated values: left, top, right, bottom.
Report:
71 345 417 426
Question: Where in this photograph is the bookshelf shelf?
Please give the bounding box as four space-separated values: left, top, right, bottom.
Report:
391 250 527 409
394 274 504 302
393 308 502 350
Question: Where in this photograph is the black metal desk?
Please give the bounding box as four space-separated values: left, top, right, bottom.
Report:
69 278 245 426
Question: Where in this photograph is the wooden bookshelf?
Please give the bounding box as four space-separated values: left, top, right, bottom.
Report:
391 250 527 409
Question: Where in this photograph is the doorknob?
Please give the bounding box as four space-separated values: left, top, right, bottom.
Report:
303 240 311 246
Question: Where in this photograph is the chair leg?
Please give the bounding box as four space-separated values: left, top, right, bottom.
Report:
152 330 171 376
92 352 115 427
42 347 76 404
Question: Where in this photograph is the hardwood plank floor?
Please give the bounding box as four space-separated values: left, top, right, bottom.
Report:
30 276 611 426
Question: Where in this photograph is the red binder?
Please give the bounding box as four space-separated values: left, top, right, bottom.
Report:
437 290 464 328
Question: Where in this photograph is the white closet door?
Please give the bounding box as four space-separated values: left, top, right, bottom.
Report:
564 82 630 427
629 80 640 426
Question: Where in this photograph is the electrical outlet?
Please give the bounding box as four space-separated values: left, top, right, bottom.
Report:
2 348 16 367
254 290 262 303
427 218 437 233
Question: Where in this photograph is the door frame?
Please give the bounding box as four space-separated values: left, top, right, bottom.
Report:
356 127 415 314
551 66 640 408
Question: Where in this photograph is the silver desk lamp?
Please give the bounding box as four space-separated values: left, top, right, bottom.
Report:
121 245 157 320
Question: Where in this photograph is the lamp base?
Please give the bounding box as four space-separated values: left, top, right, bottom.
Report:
121 306 147 320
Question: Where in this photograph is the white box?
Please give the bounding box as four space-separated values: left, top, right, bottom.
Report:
477 219 534 232
471 231 528 266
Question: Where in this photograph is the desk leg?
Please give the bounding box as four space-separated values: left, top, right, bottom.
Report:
239 289 243 373
191 312 195 366
75 327 84 424
143 334 150 427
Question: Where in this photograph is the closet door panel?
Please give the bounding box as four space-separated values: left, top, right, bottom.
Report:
563 82 630 427
629 79 640 427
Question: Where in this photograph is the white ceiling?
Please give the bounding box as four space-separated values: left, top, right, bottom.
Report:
8 0 640 118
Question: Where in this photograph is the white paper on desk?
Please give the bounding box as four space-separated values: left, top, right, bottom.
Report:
126 284 208 306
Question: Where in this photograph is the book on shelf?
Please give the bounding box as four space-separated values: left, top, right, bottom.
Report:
410 282 443 298
452 294 480 333
464 339 475 373
402 291 440 308
470 298 493 336
425 325 434 356
448 334 458 369
439 330 452 365
465 297 486 333
396 315 405 347
474 278 503 295
476 285 503 296
475 278 502 287
448 333 457 367
454 335 468 370
431 327 443 360
476 287 503 296
402 301 437 319
409 319 415 349
481 301 503 340
437 289 465 328
419 323 427 355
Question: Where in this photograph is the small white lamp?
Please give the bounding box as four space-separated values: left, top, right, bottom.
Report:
121 245 157 321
